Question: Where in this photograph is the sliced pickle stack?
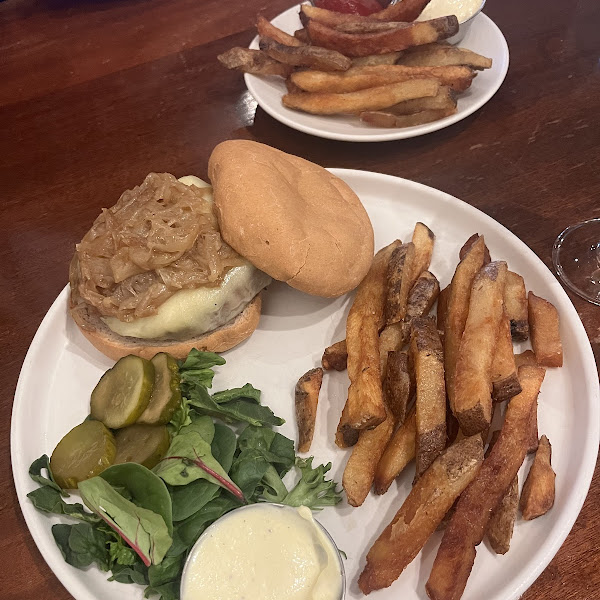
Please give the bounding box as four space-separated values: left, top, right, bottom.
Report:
137 353 182 425
114 424 171 469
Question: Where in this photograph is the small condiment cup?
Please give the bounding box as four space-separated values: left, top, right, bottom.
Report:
446 0 486 45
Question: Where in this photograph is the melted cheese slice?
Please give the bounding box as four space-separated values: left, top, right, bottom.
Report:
103 176 271 340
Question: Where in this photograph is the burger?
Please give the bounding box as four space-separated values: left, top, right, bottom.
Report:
69 141 374 360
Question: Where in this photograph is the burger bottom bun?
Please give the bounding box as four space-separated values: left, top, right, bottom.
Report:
70 293 262 362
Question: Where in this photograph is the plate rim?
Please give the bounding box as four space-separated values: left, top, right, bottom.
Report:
11 169 599 600
244 6 510 142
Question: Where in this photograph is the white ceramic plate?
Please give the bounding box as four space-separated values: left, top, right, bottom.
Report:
245 5 509 141
12 170 598 600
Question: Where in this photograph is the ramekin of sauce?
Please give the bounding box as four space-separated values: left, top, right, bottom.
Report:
180 504 345 600
415 0 486 44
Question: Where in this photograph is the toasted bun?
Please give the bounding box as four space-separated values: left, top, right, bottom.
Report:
208 140 374 297
69 290 262 362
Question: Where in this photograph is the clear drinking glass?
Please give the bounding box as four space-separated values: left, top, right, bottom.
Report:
552 218 600 305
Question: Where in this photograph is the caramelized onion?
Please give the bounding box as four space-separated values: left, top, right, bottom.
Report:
73 173 242 321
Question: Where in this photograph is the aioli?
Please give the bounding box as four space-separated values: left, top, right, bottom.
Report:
181 505 344 600
417 0 482 23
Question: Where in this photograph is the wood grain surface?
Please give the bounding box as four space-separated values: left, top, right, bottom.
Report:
1 0 598 598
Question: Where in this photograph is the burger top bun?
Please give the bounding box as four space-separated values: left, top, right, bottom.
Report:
208 140 374 298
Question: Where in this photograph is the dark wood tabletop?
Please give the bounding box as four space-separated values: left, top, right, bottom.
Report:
1 0 598 598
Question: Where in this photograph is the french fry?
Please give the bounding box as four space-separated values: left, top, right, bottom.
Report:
379 323 408 376
361 108 456 127
359 435 484 593
436 284 449 333
259 37 351 71
300 3 371 27
485 430 518 555
426 365 545 600
491 310 521 403
383 350 413 423
444 236 487 410
306 17 459 58
343 405 397 507
453 261 507 435
515 349 538 368
505 271 529 341
290 65 475 94
369 0 437 22
399 43 493 70
374 406 416 494
459 232 491 264
217 47 292 77
294 28 311 44
257 15 304 47
352 52 403 67
406 271 440 321
322 339 348 371
337 241 402 441
520 435 556 520
295 368 323 453
283 79 439 115
335 402 360 448
411 222 435 280
335 21 407 34
389 86 457 114
528 292 563 367
385 242 417 325
411 317 446 478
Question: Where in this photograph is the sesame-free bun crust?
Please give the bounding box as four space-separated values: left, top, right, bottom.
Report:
69 291 262 361
208 140 374 298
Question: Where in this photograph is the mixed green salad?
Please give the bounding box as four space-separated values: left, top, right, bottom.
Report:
28 350 342 600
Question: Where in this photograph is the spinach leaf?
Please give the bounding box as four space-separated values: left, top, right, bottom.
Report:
144 581 179 600
168 396 192 437
52 523 111 571
211 422 237 472
178 350 225 389
78 477 172 567
27 486 99 523
237 425 295 475
99 463 173 536
109 561 149 585
282 458 342 510
211 383 261 404
229 449 271 501
170 480 219 522
147 554 184 590
29 455 66 496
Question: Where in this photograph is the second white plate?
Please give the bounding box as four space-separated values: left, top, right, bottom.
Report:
245 5 509 141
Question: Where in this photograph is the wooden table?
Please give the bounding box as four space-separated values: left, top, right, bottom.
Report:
1 0 598 598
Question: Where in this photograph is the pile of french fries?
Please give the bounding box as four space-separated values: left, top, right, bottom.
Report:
297 223 562 599
217 3 493 128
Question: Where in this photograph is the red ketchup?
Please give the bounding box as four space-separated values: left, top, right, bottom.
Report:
313 0 387 17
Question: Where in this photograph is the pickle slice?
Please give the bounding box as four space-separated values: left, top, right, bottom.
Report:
113 424 170 469
50 420 116 489
90 355 155 429
137 353 182 425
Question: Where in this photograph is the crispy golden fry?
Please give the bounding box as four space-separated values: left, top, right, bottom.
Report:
257 15 304 47
426 365 545 600
411 222 435 280
301 0 434 26
217 47 292 77
295 368 323 453
374 407 416 494
459 232 491 264
322 339 348 371
306 17 459 58
444 236 487 409
491 310 521 403
385 242 416 325
360 435 484 593
520 435 556 520
515 351 536 369
485 430 518 555
400 42 493 70
361 107 456 127
389 86 457 114
259 37 351 71
505 271 529 341
406 271 440 321
294 28 311 44
335 21 406 34
343 406 397 507
436 284 449 334
526 393 539 454
290 65 474 94
352 52 403 67
283 79 439 115
337 241 402 442
379 323 408 376
528 292 563 367
411 317 446 478
285 77 303 94
335 402 360 448
453 261 507 435
384 350 413 423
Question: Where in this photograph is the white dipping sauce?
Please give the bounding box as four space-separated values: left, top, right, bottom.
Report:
181 505 344 600
417 0 483 23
